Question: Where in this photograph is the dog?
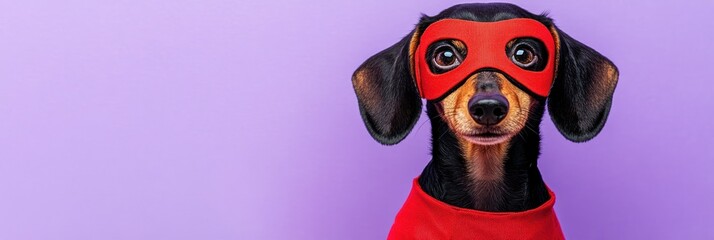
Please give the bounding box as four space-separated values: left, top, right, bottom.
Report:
351 3 618 239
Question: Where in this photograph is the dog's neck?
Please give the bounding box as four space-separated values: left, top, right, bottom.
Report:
418 104 550 212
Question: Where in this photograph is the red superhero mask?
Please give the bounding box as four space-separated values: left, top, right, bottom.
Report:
414 18 556 100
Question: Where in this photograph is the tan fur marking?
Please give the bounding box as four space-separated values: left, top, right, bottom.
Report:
439 76 476 136
451 40 467 52
408 28 422 81
590 63 619 108
352 69 381 110
461 139 510 181
549 26 562 77
438 72 535 206
604 64 619 89
438 73 532 144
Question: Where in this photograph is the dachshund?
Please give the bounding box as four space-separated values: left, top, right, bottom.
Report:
351 3 618 239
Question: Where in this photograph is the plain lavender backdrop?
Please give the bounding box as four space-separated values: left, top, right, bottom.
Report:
0 0 712 239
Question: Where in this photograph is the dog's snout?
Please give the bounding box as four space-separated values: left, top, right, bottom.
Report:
468 94 509 126
476 72 501 93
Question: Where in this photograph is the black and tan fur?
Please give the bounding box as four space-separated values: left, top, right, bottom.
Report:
352 3 618 212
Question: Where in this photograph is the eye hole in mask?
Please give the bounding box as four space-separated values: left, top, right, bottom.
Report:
427 40 467 74
507 38 548 71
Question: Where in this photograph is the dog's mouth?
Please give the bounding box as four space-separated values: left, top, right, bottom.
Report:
459 131 514 146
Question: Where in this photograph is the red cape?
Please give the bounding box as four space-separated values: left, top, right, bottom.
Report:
388 178 565 240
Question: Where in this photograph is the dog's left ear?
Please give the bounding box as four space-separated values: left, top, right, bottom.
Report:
548 27 619 142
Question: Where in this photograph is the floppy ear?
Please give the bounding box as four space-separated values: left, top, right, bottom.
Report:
548 27 619 142
351 30 422 145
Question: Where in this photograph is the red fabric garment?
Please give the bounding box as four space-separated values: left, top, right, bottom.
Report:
388 178 565 240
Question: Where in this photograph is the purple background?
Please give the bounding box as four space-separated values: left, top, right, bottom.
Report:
1 0 712 239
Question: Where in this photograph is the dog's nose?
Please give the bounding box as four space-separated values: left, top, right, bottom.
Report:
468 94 509 126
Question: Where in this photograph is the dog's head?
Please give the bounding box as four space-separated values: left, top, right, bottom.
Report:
352 3 618 149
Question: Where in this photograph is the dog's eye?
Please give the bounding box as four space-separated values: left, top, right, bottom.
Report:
511 43 538 68
432 45 462 71
507 39 548 71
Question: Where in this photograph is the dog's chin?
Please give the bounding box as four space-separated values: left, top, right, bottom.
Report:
459 132 514 146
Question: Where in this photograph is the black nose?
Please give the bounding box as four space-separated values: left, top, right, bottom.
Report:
468 94 509 126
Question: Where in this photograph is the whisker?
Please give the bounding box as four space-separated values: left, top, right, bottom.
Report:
416 112 450 133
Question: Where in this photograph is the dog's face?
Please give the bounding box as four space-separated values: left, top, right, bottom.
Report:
433 46 538 146
352 3 618 152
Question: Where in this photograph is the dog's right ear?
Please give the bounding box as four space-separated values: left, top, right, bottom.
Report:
352 29 422 145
